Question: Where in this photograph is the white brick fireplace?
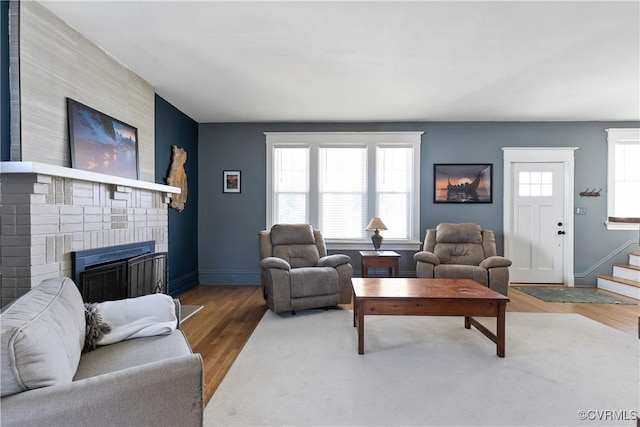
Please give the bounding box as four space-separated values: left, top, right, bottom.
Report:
2 2 175 308
0 162 180 308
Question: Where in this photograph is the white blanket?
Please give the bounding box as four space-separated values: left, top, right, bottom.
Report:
95 293 177 346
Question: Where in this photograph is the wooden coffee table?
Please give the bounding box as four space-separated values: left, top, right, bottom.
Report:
352 278 510 357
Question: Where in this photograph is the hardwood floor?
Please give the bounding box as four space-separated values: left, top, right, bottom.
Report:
178 284 638 405
177 285 266 404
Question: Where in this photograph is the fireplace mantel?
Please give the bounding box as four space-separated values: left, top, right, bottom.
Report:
1 162 180 194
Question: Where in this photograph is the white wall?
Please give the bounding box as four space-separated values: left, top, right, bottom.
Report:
13 1 155 181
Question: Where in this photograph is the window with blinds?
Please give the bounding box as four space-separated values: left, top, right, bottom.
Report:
319 147 367 239
377 146 413 239
606 128 640 230
273 146 309 224
265 132 423 248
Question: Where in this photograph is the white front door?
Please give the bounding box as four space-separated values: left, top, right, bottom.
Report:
511 162 565 283
503 147 577 287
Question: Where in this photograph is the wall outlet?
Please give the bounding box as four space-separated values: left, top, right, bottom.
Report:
575 207 587 215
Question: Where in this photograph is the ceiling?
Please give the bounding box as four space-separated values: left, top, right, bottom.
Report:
40 1 640 123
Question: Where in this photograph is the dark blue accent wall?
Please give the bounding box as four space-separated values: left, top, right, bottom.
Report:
155 95 199 296
1 0 9 161
198 121 639 286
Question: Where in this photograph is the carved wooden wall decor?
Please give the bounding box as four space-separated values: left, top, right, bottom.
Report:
166 145 188 211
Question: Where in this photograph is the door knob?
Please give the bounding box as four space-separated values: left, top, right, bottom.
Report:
557 230 565 235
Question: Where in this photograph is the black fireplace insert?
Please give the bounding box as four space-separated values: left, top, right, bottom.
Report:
71 241 167 302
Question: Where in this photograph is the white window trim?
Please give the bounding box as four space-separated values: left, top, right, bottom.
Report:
265 131 424 250
605 128 640 231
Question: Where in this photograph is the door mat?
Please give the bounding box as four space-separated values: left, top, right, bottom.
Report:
513 287 636 304
180 305 204 322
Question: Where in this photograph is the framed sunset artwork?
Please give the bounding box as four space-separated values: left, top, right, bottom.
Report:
434 163 492 203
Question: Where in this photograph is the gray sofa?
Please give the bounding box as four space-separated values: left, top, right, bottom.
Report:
414 223 512 296
0 277 203 427
259 224 353 313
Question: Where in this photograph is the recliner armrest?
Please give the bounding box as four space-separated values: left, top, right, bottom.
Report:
414 251 440 265
261 257 291 270
480 256 512 269
317 254 350 268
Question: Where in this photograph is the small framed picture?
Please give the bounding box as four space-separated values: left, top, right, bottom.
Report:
223 170 241 193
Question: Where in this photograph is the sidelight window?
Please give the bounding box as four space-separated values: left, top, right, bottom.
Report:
606 128 640 230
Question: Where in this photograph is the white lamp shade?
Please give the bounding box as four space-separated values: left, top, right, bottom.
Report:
366 217 388 231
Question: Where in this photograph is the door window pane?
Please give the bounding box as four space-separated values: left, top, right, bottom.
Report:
519 171 553 197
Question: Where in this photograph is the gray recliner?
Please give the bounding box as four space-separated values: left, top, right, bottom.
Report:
259 224 353 314
413 223 512 295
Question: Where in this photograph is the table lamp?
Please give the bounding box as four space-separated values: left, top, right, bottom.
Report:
366 217 388 251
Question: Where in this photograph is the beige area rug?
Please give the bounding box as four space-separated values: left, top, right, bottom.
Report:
204 309 638 426
180 305 203 323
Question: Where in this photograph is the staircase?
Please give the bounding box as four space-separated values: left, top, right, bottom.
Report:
597 252 640 300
